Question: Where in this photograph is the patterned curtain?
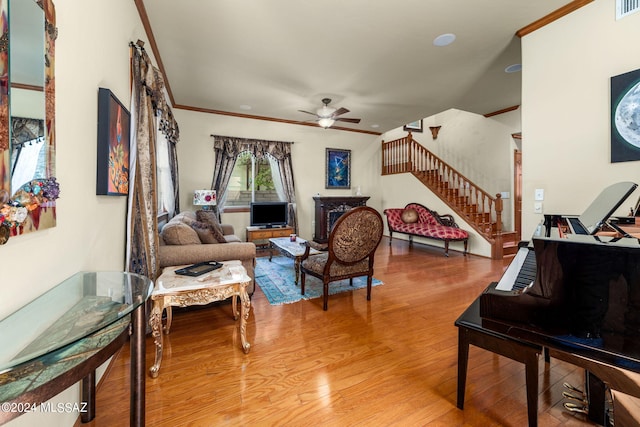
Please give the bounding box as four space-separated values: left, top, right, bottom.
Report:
158 104 180 214
126 41 179 279
211 135 298 233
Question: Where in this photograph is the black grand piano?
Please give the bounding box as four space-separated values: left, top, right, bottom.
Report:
457 181 640 426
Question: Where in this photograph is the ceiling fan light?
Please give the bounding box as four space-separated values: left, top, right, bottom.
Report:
317 106 336 117
318 118 335 128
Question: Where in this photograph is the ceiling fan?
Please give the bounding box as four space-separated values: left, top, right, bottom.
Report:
298 98 361 128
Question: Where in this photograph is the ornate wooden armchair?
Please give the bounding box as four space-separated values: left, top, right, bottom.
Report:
300 206 384 310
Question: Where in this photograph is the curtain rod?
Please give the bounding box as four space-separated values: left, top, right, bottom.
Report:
129 40 146 52
210 134 294 144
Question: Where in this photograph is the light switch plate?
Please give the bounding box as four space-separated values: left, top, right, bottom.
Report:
534 202 543 213
535 189 544 201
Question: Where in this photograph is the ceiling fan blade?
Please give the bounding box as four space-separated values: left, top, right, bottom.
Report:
332 107 350 117
298 110 318 116
335 117 361 123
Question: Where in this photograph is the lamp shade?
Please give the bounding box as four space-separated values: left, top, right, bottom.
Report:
193 189 217 206
318 117 335 129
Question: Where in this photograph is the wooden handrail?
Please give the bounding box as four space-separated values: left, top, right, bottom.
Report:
382 133 503 254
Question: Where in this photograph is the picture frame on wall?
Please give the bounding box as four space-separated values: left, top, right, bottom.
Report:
611 67 640 163
403 119 423 133
325 148 351 189
96 88 130 195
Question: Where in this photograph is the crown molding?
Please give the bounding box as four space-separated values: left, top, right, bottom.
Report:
516 0 594 37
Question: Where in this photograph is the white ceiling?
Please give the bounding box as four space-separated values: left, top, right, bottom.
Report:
141 0 578 134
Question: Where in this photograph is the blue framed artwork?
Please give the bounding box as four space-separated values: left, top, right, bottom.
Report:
611 68 640 163
325 148 351 189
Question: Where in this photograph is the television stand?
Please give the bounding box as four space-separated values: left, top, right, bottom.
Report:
246 225 293 249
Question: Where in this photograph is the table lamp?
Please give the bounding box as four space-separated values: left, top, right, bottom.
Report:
193 189 217 211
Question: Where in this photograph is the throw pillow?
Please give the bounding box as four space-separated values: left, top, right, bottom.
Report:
196 210 223 232
195 210 227 243
401 208 419 224
161 222 201 245
172 211 197 226
191 221 225 244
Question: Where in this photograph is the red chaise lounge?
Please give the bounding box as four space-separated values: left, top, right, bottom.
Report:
383 203 468 256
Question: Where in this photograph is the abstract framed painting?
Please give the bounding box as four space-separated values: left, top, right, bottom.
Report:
611 68 640 163
325 148 351 189
96 87 130 195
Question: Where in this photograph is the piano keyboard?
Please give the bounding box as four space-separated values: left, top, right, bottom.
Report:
495 247 537 292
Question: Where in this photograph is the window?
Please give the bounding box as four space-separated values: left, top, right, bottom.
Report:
11 137 46 192
224 151 284 207
156 119 175 216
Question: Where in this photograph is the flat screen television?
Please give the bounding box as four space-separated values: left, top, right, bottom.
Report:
250 202 288 228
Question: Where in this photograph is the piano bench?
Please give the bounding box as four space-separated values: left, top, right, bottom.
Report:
455 298 543 427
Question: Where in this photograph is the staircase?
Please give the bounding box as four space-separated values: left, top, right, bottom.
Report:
382 132 513 259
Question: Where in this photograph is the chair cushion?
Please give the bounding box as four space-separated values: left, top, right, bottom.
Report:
412 224 469 240
195 210 227 243
302 253 370 277
161 221 201 245
401 208 419 224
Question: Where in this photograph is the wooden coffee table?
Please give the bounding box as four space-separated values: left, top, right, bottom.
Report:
269 237 322 285
149 260 251 378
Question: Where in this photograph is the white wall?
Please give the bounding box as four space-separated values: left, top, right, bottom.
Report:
521 0 640 237
3 0 149 425
174 109 380 241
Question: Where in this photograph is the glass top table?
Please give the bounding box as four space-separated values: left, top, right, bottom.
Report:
268 237 322 285
0 271 153 374
0 271 153 426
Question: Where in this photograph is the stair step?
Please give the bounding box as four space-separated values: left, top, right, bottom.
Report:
465 205 478 214
454 196 467 205
501 231 519 244
502 244 519 256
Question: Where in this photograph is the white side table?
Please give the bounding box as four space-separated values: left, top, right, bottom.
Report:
148 260 251 378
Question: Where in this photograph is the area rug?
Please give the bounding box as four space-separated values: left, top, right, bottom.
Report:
255 255 383 306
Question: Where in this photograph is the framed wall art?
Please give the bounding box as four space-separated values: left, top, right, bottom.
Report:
96 87 130 195
403 119 423 133
611 68 640 163
325 148 351 189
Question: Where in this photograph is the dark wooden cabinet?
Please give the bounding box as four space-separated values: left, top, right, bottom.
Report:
313 196 370 243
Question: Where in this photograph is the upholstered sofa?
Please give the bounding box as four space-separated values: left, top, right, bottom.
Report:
158 211 257 294
383 203 468 256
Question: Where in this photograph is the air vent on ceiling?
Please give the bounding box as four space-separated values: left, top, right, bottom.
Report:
616 0 640 20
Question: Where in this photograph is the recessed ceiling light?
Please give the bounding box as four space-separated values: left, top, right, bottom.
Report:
239 104 252 110
433 33 456 47
505 64 522 73
371 124 380 128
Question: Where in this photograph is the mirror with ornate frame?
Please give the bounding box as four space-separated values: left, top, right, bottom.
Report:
0 0 58 245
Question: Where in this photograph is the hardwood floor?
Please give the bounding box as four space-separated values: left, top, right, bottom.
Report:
85 238 598 426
